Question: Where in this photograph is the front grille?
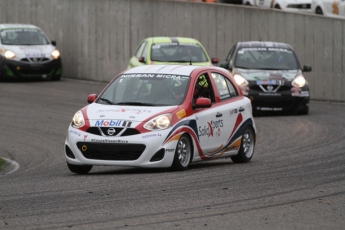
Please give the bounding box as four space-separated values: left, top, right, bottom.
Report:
77 142 146 161
250 85 291 92
86 127 140 137
20 57 50 63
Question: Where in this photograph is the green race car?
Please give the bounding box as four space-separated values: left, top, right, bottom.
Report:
128 37 218 69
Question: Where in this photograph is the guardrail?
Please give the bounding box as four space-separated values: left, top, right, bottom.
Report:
0 0 344 101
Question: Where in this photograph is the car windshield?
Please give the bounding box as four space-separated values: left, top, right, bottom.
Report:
151 43 209 63
0 28 50 45
98 73 190 106
234 47 299 70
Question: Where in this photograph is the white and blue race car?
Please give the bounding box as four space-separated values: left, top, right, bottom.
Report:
65 65 256 174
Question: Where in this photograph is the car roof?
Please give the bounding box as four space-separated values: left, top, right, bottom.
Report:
146 37 201 44
124 64 227 76
236 41 293 49
0 23 40 30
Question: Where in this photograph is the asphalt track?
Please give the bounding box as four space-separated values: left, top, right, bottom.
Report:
0 78 344 230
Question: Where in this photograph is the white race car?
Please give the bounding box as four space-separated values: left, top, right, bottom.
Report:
65 65 257 174
311 0 345 18
0 24 62 81
243 0 312 12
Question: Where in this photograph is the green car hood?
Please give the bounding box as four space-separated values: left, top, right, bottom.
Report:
152 61 212 66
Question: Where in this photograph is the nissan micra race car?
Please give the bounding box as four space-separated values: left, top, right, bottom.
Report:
127 37 218 69
0 24 62 81
220 41 311 115
65 65 256 174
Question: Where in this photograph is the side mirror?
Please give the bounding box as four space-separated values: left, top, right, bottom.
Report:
302 65 312 72
211 57 219 64
87 94 97 104
195 97 212 108
51 41 57 46
138 57 145 63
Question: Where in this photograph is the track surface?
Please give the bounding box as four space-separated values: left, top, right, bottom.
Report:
0 79 344 230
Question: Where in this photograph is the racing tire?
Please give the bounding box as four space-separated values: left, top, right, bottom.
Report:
67 162 93 174
171 134 192 171
315 7 323 15
231 126 255 163
274 4 281 9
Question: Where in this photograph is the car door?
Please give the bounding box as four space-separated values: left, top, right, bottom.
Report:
210 72 244 155
192 72 220 157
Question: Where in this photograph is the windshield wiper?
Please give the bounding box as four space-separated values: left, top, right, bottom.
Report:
115 102 155 106
98 98 116 105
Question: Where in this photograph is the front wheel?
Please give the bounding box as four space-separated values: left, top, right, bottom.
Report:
231 127 255 163
171 134 192 171
67 162 93 174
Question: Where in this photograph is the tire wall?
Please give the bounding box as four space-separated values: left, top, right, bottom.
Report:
0 0 344 101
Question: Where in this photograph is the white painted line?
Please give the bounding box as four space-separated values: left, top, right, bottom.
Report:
2 157 20 175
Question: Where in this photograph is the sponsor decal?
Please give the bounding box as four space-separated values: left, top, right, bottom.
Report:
84 135 88 141
165 149 175 152
230 109 238 116
91 139 128 143
94 120 132 127
259 93 281 96
96 108 152 114
256 80 284 85
198 119 223 137
256 107 282 111
142 133 162 139
176 109 186 119
121 73 184 79
69 130 81 136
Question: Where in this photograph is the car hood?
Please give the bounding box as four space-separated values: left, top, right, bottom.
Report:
236 68 301 82
151 61 212 66
2 44 55 55
86 103 178 123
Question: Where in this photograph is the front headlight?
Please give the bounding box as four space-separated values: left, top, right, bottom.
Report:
143 113 172 130
51 49 60 59
292 75 306 87
4 50 16 59
233 74 249 86
72 110 85 128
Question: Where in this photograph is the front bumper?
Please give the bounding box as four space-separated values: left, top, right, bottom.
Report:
248 90 309 112
65 126 177 168
0 57 62 79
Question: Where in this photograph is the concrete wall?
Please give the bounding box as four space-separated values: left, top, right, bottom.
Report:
0 0 344 101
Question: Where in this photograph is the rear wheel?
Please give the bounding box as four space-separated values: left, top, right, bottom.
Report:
231 127 255 163
171 134 192 171
67 162 92 174
315 7 323 15
274 4 281 9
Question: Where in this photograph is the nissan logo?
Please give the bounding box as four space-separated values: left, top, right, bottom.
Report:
267 85 274 92
107 128 116 136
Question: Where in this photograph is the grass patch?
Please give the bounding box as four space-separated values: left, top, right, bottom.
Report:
0 158 5 170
